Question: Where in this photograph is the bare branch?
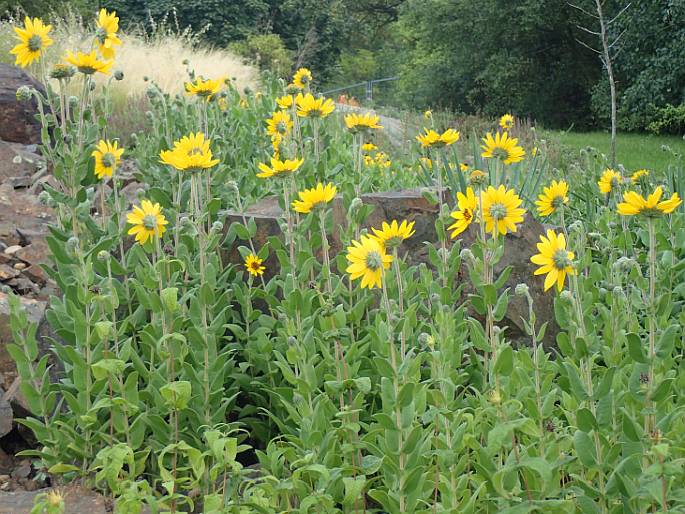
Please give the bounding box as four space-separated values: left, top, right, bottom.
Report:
575 24 601 36
608 29 627 50
567 2 599 19
575 37 602 54
607 2 631 25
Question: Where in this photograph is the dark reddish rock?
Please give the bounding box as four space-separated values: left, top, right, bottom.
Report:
0 141 44 186
225 188 557 346
0 64 45 145
0 486 107 514
0 387 11 438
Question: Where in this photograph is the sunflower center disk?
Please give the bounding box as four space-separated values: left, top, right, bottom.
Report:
365 251 383 271
95 28 107 44
551 196 565 208
493 148 509 161
28 35 43 52
552 249 572 270
101 153 116 168
489 203 507 221
142 214 158 230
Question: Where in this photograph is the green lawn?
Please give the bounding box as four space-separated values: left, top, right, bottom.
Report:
545 130 685 172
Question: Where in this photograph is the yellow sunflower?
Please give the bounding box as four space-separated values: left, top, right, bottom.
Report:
344 112 382 133
291 67 313 89
499 114 514 130
371 220 415 249
94 9 121 60
256 156 304 179
64 50 113 75
92 139 124 180
295 93 335 118
481 131 525 165
598 169 622 194
460 162 469 172
416 128 460 148
244 254 266 277
448 187 479 238
362 142 378 153
617 187 682 217
345 235 393 289
291 183 337 213
126 200 168 244
423 110 432 119
185 77 223 101
10 17 53 68
531 230 575 292
160 132 220 171
266 111 293 137
276 94 294 109
535 180 569 216
631 169 649 184
481 185 526 235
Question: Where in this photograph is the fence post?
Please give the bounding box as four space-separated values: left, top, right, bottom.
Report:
365 81 373 102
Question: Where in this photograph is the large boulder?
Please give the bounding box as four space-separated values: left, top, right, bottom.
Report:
0 64 44 145
225 188 558 346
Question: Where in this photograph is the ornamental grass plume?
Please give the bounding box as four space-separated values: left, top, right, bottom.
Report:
9 16 53 67
531 229 575 292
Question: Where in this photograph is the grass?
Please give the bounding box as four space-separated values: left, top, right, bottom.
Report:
544 130 685 172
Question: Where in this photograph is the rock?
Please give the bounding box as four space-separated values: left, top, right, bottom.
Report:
0 292 47 395
0 140 45 186
0 64 45 145
0 486 107 514
225 188 558 346
14 242 49 267
3 246 21 256
0 265 18 281
12 263 26 271
0 387 11 438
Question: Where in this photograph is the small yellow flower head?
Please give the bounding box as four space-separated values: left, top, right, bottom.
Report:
416 128 460 148
499 113 514 130
345 234 393 289
126 200 168 244
239 98 248 108
419 157 433 170
375 152 392 169
291 67 313 89
292 183 337 213
64 50 113 75
266 110 293 137
362 142 378 153
617 187 682 217
372 220 415 250
256 155 304 178
532 146 539 157
423 110 432 119
448 187 479 238
95 9 121 60
276 94 294 110
598 168 622 194
469 169 489 188
481 131 525 165
160 132 220 172
271 133 282 154
92 139 124 180
244 253 265 277
185 77 224 101
345 112 382 133
531 229 575 292
631 169 650 184
10 17 53 68
363 155 374 167
46 489 64 508
535 180 569 216
481 185 526 235
460 162 469 172
295 92 335 118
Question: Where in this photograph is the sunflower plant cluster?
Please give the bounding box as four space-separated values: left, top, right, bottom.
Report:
7 15 685 514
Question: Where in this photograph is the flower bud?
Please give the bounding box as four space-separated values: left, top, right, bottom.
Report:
37 191 50 204
68 96 78 109
135 188 145 200
459 248 475 264
559 290 574 303
50 63 75 80
67 236 79 251
114 70 124 81
97 250 110 261
568 220 583 233
515 283 529 297
211 221 223 233
612 285 624 298
15 85 32 102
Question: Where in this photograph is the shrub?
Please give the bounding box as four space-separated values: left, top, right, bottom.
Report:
229 33 293 78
